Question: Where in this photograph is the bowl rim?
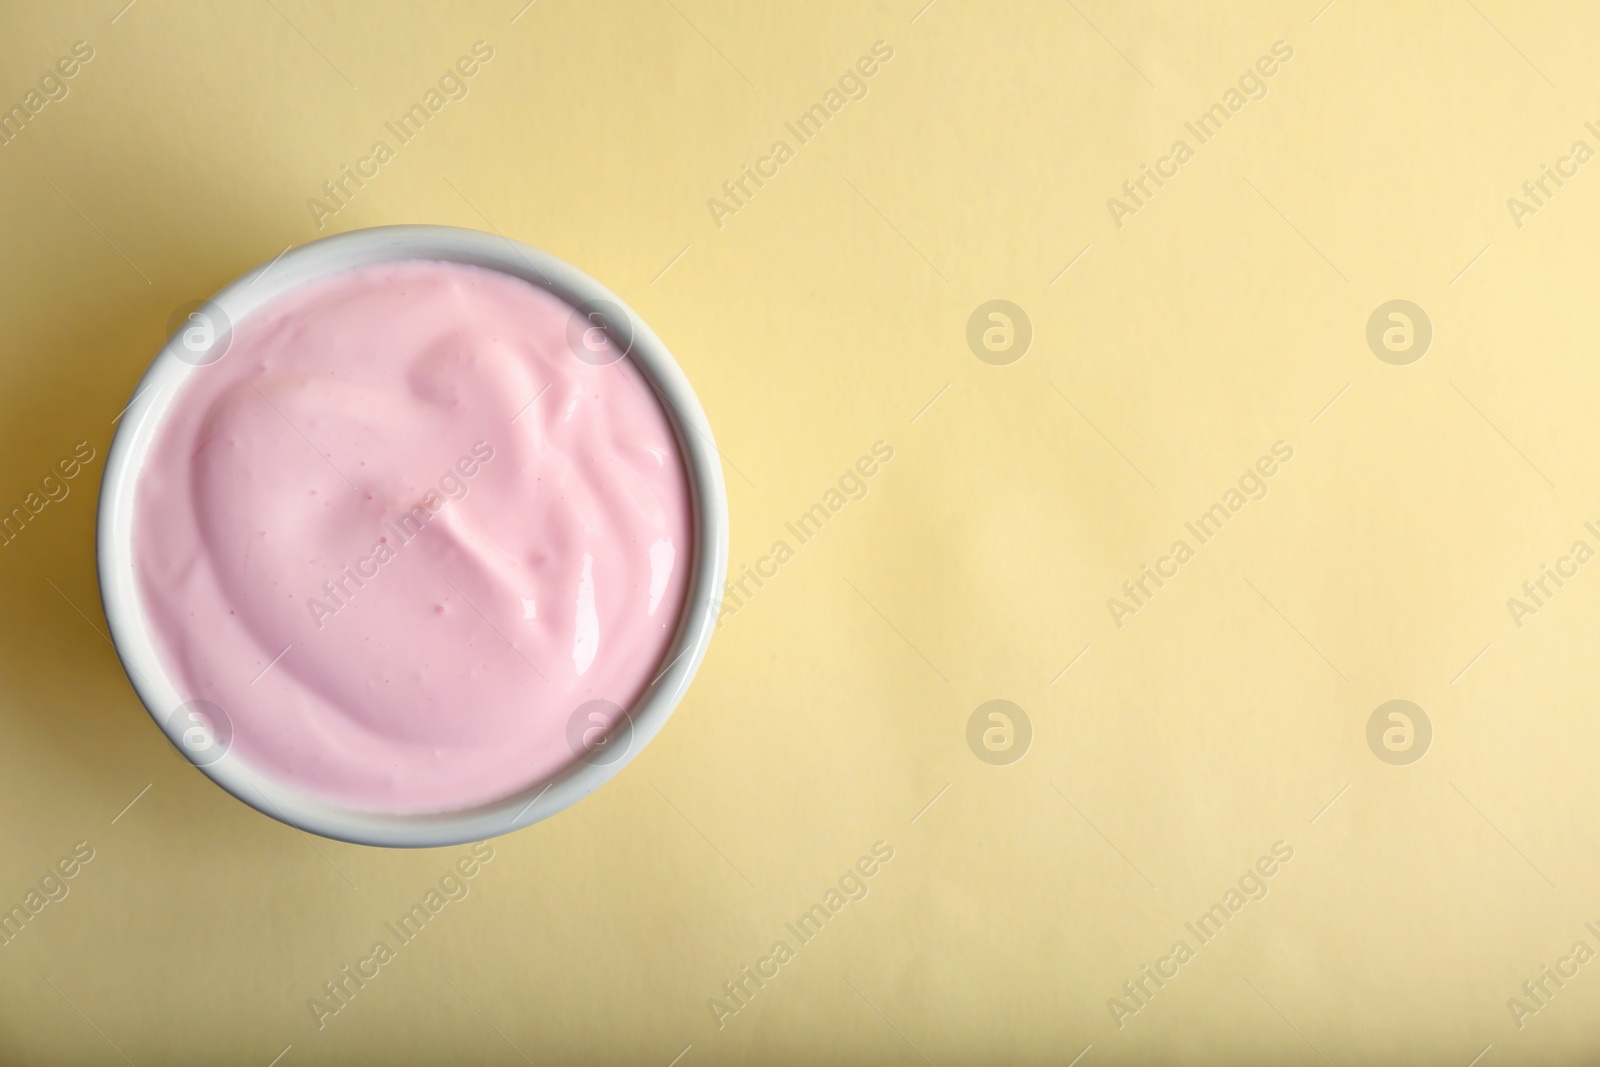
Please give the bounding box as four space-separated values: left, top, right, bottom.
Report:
95 224 729 847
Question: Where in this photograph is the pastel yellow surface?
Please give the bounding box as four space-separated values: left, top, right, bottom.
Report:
3 0 1598 1062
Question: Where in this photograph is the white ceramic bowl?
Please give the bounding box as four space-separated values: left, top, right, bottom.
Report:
96 225 728 847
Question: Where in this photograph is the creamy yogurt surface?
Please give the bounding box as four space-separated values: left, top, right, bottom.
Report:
134 259 693 813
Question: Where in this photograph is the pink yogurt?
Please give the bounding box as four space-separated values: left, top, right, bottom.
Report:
134 260 693 813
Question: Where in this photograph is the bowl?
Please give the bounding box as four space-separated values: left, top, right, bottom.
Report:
96 225 728 847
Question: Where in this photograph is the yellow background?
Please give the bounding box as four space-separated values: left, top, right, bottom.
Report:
3 0 1599 1062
